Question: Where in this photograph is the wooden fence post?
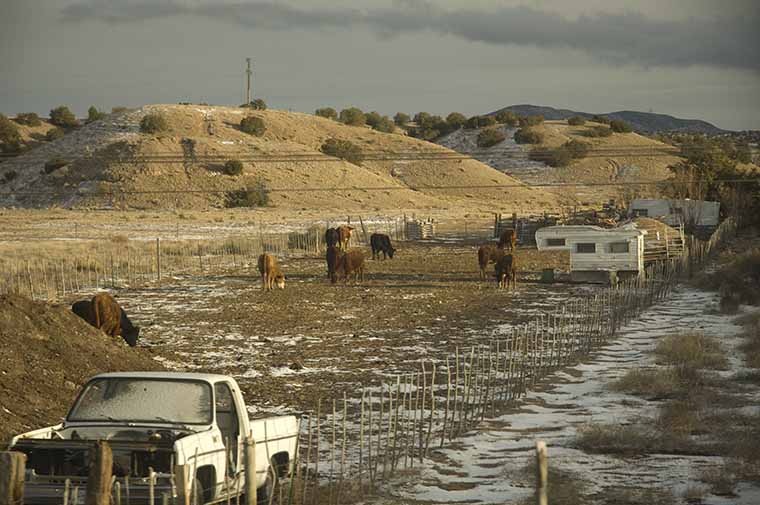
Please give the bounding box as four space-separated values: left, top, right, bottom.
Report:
173 465 190 505
244 438 257 505
535 440 548 505
85 441 113 505
0 451 26 505
156 238 161 284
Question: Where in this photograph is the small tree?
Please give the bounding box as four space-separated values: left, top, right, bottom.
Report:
564 139 591 159
140 113 169 133
45 127 65 141
321 138 363 165
394 112 410 126
226 178 270 207
371 116 395 133
477 128 506 148
14 112 42 126
365 111 383 128
518 115 544 127
339 107 366 126
0 114 21 150
87 106 106 123
223 159 244 176
240 116 266 137
315 107 338 120
49 106 78 128
446 112 467 130
610 119 633 133
567 116 586 126
413 112 432 126
495 111 518 127
586 126 613 138
514 127 544 144
241 99 267 110
591 115 610 124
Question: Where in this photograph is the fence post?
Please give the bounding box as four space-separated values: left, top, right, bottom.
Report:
85 441 113 505
535 440 548 505
156 238 161 284
173 465 190 505
244 438 257 505
0 451 26 505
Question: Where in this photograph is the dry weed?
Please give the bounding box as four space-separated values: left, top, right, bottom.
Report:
654 333 728 370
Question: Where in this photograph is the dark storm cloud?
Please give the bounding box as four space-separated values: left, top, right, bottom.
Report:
61 1 760 72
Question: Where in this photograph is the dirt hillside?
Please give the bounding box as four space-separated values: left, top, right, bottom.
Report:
0 295 163 444
0 105 559 214
438 119 682 207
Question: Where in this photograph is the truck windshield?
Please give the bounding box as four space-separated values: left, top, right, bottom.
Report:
68 378 213 424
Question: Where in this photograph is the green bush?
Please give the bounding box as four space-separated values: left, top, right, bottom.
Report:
140 113 169 134
339 107 366 126
564 139 591 158
464 115 497 129
44 158 69 174
315 107 337 120
477 128 506 148
371 116 395 133
14 112 42 126
239 116 266 136
226 178 270 207
495 111 518 127
514 127 544 144
49 106 78 129
446 112 467 130
518 115 544 127
585 126 613 138
45 127 65 141
223 159 244 176
530 139 591 167
0 114 21 149
87 106 106 123
567 115 586 126
321 138 363 165
394 112 410 126
592 114 610 124
610 119 633 133
241 99 267 110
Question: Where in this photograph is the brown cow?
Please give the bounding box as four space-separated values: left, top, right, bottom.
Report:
336 225 354 250
477 245 504 281
497 229 517 251
257 253 285 291
326 245 344 283
335 249 365 283
72 293 140 346
495 254 517 290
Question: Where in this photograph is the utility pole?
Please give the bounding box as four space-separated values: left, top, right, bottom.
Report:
245 58 252 106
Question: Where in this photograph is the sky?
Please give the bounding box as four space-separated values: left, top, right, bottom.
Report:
2 0 759 131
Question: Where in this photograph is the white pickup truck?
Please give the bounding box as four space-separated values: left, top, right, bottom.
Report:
9 372 299 505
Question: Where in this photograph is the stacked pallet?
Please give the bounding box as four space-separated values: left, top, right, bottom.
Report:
633 217 685 263
405 219 436 240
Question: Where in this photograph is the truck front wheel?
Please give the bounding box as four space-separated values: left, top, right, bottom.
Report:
256 472 273 502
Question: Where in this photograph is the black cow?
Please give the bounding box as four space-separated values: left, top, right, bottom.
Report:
326 246 343 283
71 295 140 347
370 233 395 260
325 228 340 248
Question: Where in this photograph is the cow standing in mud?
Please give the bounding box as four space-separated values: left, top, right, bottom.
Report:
71 293 140 346
495 253 517 290
370 233 395 260
326 245 343 282
335 249 365 284
477 244 504 281
257 253 285 291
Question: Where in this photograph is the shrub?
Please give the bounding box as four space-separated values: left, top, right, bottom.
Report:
239 116 266 136
495 110 518 127
654 333 728 370
476 128 506 148
241 99 266 110
575 423 659 455
564 139 591 159
567 115 586 126
610 119 633 133
111 106 129 114
0 114 21 149
320 138 363 165
2 170 18 183
585 126 613 138
592 114 610 124
87 106 106 123
226 178 270 207
140 113 169 134
529 146 572 167
393 112 410 126
45 127 65 141
518 115 544 127
464 115 497 129
44 158 69 174
365 111 394 132
315 107 337 120
49 106 78 128
445 112 467 130
14 112 42 126
339 107 366 126
513 127 544 144
223 159 244 176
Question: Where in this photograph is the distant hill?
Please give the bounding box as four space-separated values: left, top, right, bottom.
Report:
490 104 727 135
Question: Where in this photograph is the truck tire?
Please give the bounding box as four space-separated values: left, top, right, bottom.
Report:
255 473 273 502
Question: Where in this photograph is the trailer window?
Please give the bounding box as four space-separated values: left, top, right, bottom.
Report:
632 209 648 217
609 242 630 253
546 238 566 247
68 378 212 424
576 243 596 253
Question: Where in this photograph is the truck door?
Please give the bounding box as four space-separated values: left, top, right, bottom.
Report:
214 383 240 474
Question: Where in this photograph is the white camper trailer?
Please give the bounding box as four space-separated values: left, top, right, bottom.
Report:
536 225 646 283
629 199 720 229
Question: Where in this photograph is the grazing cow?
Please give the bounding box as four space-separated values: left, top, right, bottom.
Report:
336 225 354 250
497 229 517 251
71 293 140 347
325 227 340 249
495 254 517 290
257 253 285 291
326 245 343 282
335 249 365 283
370 233 395 260
477 245 505 281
